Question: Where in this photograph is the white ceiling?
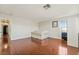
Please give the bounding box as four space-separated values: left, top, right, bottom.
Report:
0 4 79 22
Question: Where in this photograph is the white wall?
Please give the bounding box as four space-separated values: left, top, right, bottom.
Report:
0 14 39 40
10 17 39 40
39 19 61 39
67 15 79 47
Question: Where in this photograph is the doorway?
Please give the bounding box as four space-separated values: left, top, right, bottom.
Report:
1 20 10 54
59 19 68 42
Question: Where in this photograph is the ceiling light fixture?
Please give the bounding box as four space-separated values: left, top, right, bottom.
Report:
43 4 51 9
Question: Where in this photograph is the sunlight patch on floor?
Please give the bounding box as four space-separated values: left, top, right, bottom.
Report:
58 46 67 55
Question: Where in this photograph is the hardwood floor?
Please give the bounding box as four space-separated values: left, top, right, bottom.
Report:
0 37 79 55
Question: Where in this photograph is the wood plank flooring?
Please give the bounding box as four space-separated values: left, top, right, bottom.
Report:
0 37 79 55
